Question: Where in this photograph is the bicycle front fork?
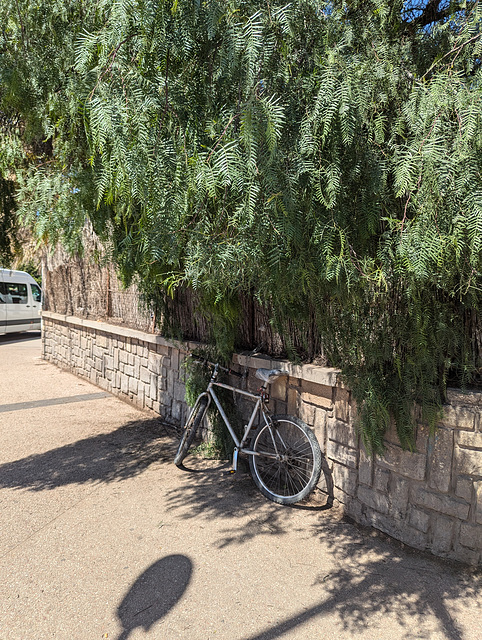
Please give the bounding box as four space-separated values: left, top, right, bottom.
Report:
231 447 239 473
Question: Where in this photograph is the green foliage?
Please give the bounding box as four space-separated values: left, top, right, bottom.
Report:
2 1 482 451
183 354 243 459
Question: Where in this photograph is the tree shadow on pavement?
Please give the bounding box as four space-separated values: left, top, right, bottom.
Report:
115 554 192 640
242 520 482 640
166 458 481 640
0 418 176 491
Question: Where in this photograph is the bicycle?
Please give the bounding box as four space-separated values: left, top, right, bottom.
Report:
174 360 322 505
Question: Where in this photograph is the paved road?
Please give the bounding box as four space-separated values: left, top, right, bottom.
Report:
1 334 481 640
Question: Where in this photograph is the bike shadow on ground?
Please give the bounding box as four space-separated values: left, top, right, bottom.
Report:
240 519 482 640
115 554 193 640
165 451 336 547
0 418 177 491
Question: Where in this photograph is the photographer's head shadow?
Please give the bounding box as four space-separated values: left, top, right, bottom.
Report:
116 554 192 640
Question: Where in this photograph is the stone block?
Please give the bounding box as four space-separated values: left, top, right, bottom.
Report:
416 423 430 454
129 376 138 396
362 509 428 550
449 544 480 566
287 387 298 415
326 440 357 468
173 380 186 403
159 369 167 390
166 369 176 395
171 399 182 421
459 523 482 550
431 515 454 554
414 488 470 520
120 375 129 395
312 408 326 446
274 400 288 415
439 405 476 430
446 388 482 407
376 443 427 481
171 348 180 372
140 365 150 384
328 419 358 448
299 401 315 426
270 376 287 402
149 374 158 402
384 418 401 446
455 477 473 503
455 447 482 476
334 387 351 422
124 364 135 378
409 506 430 533
374 467 390 493
159 390 173 410
300 391 332 410
358 485 389 514
148 353 162 375
429 428 454 494
332 464 358 497
389 474 410 518
156 343 170 356
343 497 364 521
476 481 482 525
300 380 333 401
137 384 145 408
456 431 482 450
96 333 108 349
358 447 373 486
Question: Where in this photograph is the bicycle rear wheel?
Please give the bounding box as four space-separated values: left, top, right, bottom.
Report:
174 396 208 467
249 415 322 505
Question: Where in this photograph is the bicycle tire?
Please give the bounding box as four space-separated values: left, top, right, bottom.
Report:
174 396 209 467
249 415 322 505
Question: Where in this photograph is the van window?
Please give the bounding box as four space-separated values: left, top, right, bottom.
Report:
1 282 29 304
31 283 42 302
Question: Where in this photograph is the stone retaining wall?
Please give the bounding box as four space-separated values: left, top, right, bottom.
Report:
41 312 482 566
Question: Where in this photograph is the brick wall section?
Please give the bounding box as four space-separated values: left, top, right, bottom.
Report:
42 312 482 566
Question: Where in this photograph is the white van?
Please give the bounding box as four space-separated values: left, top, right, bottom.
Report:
0 269 42 335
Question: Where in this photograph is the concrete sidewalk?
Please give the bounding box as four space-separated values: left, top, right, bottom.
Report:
0 334 481 640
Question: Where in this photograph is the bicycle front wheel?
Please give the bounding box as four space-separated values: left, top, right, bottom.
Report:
174 396 208 467
249 415 322 505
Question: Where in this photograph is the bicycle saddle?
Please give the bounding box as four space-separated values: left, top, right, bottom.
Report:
255 368 289 383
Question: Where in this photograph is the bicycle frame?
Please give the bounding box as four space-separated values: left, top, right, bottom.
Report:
198 364 272 471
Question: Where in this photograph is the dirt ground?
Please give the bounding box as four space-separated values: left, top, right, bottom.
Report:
0 333 481 640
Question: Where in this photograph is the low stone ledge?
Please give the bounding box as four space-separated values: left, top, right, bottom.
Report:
42 311 181 349
41 312 482 567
